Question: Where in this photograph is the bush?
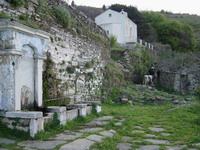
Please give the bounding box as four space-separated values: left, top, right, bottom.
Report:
85 60 94 69
109 35 117 48
18 13 39 29
194 86 200 98
49 113 60 129
52 7 71 29
143 11 197 52
66 66 76 74
6 0 24 7
37 0 47 6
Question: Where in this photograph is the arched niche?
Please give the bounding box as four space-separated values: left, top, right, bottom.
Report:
17 44 36 110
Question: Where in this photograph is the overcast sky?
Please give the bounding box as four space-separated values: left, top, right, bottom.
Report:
68 0 200 15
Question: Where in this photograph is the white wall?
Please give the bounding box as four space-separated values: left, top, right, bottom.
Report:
95 9 126 44
95 9 137 44
125 18 137 43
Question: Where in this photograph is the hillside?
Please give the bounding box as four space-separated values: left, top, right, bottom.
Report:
76 5 104 21
160 11 200 27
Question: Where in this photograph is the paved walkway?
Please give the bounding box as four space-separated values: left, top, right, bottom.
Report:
0 116 199 150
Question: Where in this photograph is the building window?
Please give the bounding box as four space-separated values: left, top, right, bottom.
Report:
109 14 112 17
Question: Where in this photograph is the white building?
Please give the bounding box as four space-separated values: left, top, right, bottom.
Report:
95 9 137 46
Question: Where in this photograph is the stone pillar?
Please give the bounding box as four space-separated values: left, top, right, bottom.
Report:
151 45 154 50
174 74 181 92
188 74 195 93
148 43 151 49
34 55 46 107
139 39 143 45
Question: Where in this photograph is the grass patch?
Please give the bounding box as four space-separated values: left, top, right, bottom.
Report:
35 113 101 140
18 13 39 29
109 35 118 48
99 101 200 147
0 12 11 18
111 47 125 51
0 120 31 141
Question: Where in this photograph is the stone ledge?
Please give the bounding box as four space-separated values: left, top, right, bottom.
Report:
47 106 66 113
0 49 23 56
6 111 43 119
0 111 6 117
74 104 87 108
0 19 50 39
79 101 101 105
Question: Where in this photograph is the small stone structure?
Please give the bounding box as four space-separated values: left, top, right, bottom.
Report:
159 70 200 93
0 19 49 111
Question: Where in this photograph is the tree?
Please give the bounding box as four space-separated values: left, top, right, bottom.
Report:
71 0 75 7
143 11 196 51
102 5 106 11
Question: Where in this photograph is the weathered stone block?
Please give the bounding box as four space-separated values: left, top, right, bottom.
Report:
66 109 78 121
86 106 92 115
6 111 43 119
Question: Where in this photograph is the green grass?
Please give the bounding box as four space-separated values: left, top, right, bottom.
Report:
111 47 125 51
0 121 31 141
0 121 32 149
0 83 199 150
35 113 101 140
0 13 11 18
91 101 200 149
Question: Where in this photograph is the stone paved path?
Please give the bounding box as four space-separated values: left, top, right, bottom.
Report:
116 125 199 150
1 116 200 150
0 138 15 144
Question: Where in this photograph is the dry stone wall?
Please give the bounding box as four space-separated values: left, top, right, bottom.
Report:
48 28 107 103
0 0 110 103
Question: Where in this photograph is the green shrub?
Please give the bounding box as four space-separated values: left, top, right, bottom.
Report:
194 86 200 98
37 0 47 6
6 0 24 7
52 7 71 29
87 72 94 80
66 66 76 74
109 35 117 48
49 113 60 129
85 61 94 69
18 13 39 29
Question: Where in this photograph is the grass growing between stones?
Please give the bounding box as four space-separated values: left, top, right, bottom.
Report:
90 101 200 150
0 121 31 141
35 113 101 140
0 120 32 149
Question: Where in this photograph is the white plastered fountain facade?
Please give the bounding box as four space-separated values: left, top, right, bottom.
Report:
0 19 49 111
